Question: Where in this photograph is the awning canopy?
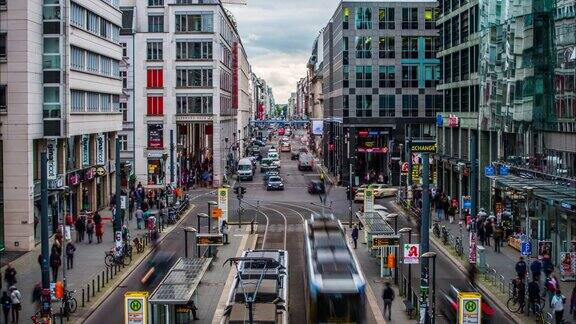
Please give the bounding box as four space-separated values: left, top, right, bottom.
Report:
356 211 395 235
149 257 212 305
488 174 576 210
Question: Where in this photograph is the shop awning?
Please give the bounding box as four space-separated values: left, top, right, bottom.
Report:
488 174 576 210
149 257 212 305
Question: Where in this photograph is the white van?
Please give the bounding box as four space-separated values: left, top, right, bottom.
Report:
237 158 254 181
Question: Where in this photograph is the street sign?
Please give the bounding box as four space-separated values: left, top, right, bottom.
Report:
218 188 229 223
462 196 471 210
364 189 374 212
484 166 495 176
458 292 481 324
372 235 399 248
521 241 532 256
125 292 148 324
403 243 420 264
211 208 223 219
408 140 437 153
196 234 224 246
499 165 510 176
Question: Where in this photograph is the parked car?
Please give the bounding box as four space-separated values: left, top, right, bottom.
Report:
307 180 325 194
251 139 266 147
280 143 291 152
277 128 285 136
290 148 300 160
237 158 254 181
266 176 284 191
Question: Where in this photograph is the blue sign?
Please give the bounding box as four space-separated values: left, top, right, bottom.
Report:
484 166 495 176
561 201 575 211
521 241 532 256
462 196 471 209
436 115 443 126
499 165 510 176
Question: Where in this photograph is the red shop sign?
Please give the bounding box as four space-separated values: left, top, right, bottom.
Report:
68 171 81 186
357 147 389 154
358 130 369 137
448 114 459 128
83 167 96 182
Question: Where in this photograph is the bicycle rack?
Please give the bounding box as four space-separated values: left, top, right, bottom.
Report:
508 282 514 298
491 268 497 285
545 312 553 324
498 275 505 293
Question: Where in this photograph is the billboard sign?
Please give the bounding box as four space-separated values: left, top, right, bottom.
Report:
124 292 148 324
403 243 420 264
47 139 58 180
312 120 323 135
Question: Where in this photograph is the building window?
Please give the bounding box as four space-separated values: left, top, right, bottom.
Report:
87 12 100 34
460 48 469 81
402 65 418 88
0 85 6 111
120 102 128 121
402 37 418 59
175 13 214 33
402 8 418 29
87 52 99 72
425 94 443 117
379 8 395 29
147 95 164 115
379 37 395 59
148 0 163 6
460 10 469 42
87 92 99 112
176 95 213 114
425 65 440 87
71 47 85 70
176 41 213 60
343 95 349 117
402 95 418 117
355 65 372 88
379 95 395 117
148 15 164 32
120 71 127 88
356 95 372 117
71 90 85 112
118 135 128 151
147 41 163 60
121 42 127 57
43 37 60 70
43 86 61 118
0 33 5 60
343 37 349 65
355 7 372 29
343 65 349 88
424 7 438 29
147 68 163 88
343 7 350 29
100 93 111 112
71 3 86 28
379 65 395 88
424 37 438 59
451 16 459 46
355 36 372 59
176 67 213 88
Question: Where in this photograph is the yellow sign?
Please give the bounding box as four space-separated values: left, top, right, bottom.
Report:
125 292 148 324
458 292 481 324
218 188 229 223
364 189 374 212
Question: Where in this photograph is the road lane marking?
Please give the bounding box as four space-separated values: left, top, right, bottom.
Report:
260 205 288 250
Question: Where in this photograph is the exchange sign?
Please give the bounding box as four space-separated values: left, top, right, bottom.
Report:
458 292 481 324
124 292 148 324
408 140 437 153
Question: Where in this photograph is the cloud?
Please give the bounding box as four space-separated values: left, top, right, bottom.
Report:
226 0 337 102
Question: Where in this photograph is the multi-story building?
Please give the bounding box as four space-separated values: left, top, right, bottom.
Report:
322 0 441 184
0 0 123 251
437 0 575 265
296 77 309 119
287 92 296 119
119 5 135 185
307 29 325 155
122 0 251 188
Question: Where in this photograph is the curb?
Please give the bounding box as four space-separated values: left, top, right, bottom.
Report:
429 235 523 324
71 203 196 323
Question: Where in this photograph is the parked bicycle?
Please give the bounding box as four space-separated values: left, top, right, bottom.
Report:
104 245 132 267
133 237 144 253
61 289 78 317
454 236 464 256
433 221 441 238
441 225 449 245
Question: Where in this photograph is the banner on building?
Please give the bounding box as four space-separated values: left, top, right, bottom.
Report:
96 133 106 165
312 120 323 135
364 189 374 212
147 124 164 149
218 188 229 224
559 252 576 276
47 139 58 180
538 240 553 259
82 135 90 167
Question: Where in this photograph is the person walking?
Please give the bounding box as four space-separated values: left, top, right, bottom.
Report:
442 194 450 222
528 277 541 315
531 257 542 282
86 219 95 244
93 211 102 226
221 221 229 245
484 221 493 247
382 282 395 321
51 241 61 257
65 242 76 270
96 220 104 244
1 291 11 324
543 254 554 277
187 300 199 320
4 265 16 288
551 289 566 324
32 283 42 312
49 252 61 282
545 274 559 307
9 286 21 323
569 285 575 320
516 257 527 280
351 225 359 249
75 216 85 243
135 207 144 230
494 226 503 252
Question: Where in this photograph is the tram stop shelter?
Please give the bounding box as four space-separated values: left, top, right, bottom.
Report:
148 257 212 323
356 211 397 277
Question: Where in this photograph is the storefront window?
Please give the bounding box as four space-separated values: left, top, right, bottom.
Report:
148 159 164 185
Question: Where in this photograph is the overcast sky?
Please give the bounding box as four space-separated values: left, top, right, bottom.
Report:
227 0 337 103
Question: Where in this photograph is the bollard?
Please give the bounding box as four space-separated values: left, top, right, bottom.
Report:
82 288 85 307
92 279 95 297
102 270 105 288
106 267 109 283
87 284 90 303
97 275 101 292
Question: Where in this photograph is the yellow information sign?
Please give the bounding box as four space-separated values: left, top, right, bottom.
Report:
458 291 481 324
218 188 229 222
125 292 148 324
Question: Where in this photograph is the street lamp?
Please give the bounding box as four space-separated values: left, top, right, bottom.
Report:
399 227 413 299
386 213 399 285
398 143 404 188
523 185 533 315
422 251 437 324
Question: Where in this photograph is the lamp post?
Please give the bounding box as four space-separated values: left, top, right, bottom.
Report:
422 251 437 324
398 143 404 188
523 186 533 315
386 213 399 285
197 213 209 257
207 201 218 234
399 227 413 300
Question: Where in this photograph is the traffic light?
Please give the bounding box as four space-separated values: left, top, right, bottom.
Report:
241 187 246 195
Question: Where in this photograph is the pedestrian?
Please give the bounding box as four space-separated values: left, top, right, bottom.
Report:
96 220 104 243
65 242 76 270
516 256 527 280
86 219 95 244
435 192 444 221
122 225 130 243
75 216 85 243
494 226 503 252
382 281 395 321
531 257 542 282
9 286 21 323
478 222 486 246
31 283 42 312
544 274 559 307
4 264 16 288
51 240 61 257
528 277 541 315
514 278 526 313
351 225 359 249
93 211 102 225
569 285 575 320
49 251 61 282
543 254 554 277
484 221 492 247
135 207 144 230
187 300 199 320
448 203 456 224
1 291 10 324
442 195 450 222
551 289 566 324
221 220 229 244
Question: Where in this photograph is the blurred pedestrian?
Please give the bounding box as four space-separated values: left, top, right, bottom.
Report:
135 207 144 230
221 220 229 244
351 225 359 249
382 282 395 321
187 300 199 320
93 211 102 226
49 252 61 282
75 216 85 243
31 283 42 312
543 254 554 277
96 220 104 244
494 226 503 252
531 257 542 281
569 285 575 320
65 242 76 270
516 256 527 280
86 219 95 244
4 264 16 287
528 277 541 315
9 286 21 323
1 291 10 324
51 241 61 257
551 289 566 323
545 274 559 307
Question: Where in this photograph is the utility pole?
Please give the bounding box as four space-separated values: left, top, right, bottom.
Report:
420 152 431 323
170 129 175 184
346 131 354 228
40 153 50 289
470 131 478 219
524 186 533 315
115 137 122 233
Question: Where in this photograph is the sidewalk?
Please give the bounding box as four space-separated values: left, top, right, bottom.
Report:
3 206 158 322
432 215 575 319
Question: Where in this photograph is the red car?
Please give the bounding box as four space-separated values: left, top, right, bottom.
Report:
277 128 285 136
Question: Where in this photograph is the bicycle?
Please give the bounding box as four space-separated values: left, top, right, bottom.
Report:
433 221 441 238
61 290 78 317
454 236 464 256
530 299 546 324
506 292 524 313
104 246 132 267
